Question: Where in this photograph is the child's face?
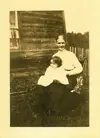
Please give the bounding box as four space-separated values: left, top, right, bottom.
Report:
50 59 58 68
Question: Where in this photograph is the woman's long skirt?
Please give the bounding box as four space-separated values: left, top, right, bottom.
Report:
34 82 83 116
47 82 82 115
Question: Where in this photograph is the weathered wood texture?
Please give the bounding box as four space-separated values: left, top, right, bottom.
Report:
18 11 66 51
68 46 89 59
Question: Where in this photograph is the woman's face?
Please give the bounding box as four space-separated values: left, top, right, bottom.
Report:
56 41 65 51
50 59 58 68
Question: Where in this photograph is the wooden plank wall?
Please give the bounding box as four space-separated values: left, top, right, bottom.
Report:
18 11 66 52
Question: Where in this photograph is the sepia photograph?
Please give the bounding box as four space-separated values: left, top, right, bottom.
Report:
10 11 89 127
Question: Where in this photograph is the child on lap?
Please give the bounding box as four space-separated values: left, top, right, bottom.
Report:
38 56 69 86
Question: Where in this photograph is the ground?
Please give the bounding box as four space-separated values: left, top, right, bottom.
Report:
10 55 89 127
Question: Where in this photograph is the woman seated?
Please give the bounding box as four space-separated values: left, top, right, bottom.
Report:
33 56 83 117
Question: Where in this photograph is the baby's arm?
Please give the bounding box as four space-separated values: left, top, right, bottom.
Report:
38 66 53 86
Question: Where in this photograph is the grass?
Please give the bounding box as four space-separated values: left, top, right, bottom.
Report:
10 56 89 127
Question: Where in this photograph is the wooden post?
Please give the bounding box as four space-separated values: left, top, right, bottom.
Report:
15 11 18 28
69 46 71 52
75 47 76 55
72 46 74 53
82 48 84 58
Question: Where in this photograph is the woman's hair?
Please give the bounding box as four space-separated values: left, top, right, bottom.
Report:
52 56 62 67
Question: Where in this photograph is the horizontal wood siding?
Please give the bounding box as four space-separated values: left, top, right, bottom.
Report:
18 11 66 52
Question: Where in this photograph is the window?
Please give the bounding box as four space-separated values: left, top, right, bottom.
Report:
10 11 19 49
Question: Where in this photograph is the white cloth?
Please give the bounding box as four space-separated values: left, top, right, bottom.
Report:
38 66 69 86
53 49 83 75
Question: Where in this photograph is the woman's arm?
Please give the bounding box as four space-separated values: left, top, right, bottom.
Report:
66 53 83 76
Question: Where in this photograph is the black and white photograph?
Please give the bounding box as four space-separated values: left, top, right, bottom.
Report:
10 11 89 127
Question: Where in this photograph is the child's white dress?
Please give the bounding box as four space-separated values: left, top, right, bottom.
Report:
38 66 69 86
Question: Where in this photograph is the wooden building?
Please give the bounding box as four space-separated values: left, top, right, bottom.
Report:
10 11 66 55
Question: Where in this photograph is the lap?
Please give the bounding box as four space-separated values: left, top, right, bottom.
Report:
34 82 82 115
47 82 82 114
